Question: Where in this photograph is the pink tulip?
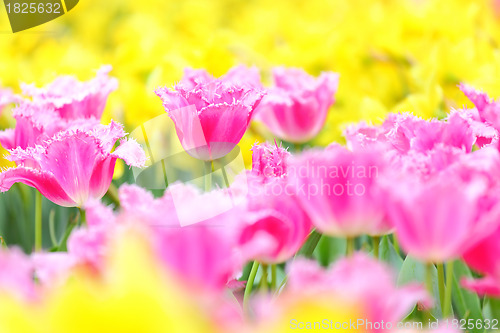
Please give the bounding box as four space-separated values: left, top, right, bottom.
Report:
462 223 500 297
116 183 241 290
180 65 262 90
32 252 77 287
0 121 146 207
0 88 19 115
288 145 391 237
0 248 36 301
237 177 312 264
155 70 264 160
345 112 474 154
223 65 263 89
282 254 429 329
385 172 498 263
255 67 339 143
21 65 117 120
0 102 99 150
250 141 290 181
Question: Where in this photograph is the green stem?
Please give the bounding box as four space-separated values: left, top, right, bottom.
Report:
372 236 380 259
437 263 445 314
220 164 230 189
204 161 212 192
271 264 277 290
35 191 42 252
275 276 288 296
392 234 400 256
443 261 454 318
243 261 260 310
425 263 434 323
105 182 121 207
48 209 57 247
78 208 86 226
161 159 169 189
346 237 355 256
260 264 268 292
298 230 322 258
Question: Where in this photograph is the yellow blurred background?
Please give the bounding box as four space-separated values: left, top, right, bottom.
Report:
1 0 500 146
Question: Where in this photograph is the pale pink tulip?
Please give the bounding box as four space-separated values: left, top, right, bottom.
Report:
21 65 117 120
288 145 391 237
345 112 474 154
0 88 19 115
0 102 99 150
385 173 498 263
0 121 146 207
255 67 339 143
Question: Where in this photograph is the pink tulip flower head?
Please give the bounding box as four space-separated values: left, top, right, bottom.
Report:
288 145 391 237
180 65 263 90
0 88 20 115
0 248 36 301
385 172 497 263
0 102 100 151
155 70 265 161
462 223 500 297
21 65 118 120
118 183 241 291
0 121 146 207
345 112 474 155
237 177 312 264
255 67 339 143
251 141 290 181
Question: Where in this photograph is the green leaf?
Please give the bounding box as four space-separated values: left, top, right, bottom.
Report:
402 305 436 328
397 255 442 318
379 235 403 271
313 235 346 267
57 215 78 252
451 260 484 332
297 229 322 258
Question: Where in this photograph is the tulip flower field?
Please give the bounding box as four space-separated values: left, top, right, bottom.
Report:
2 0 500 332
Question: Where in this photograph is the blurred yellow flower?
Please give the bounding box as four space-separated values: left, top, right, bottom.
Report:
0 230 221 333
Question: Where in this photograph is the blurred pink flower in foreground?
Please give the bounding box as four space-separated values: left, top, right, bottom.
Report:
0 121 146 207
462 223 500 297
0 248 36 301
155 68 264 160
255 67 339 143
255 254 429 331
288 145 391 237
69 183 241 291
21 65 118 120
385 173 498 263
